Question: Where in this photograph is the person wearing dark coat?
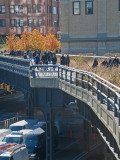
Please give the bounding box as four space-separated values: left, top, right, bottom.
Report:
60 54 66 65
52 54 57 65
101 59 109 67
92 58 98 68
23 53 27 59
65 55 70 67
112 56 120 68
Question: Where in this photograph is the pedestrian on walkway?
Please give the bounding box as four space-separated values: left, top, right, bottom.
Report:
52 54 57 65
60 54 66 65
101 59 108 67
23 53 27 59
65 55 70 67
92 58 98 68
35 54 40 64
112 56 120 68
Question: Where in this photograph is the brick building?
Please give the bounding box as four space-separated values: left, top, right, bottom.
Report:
60 0 120 55
0 0 60 36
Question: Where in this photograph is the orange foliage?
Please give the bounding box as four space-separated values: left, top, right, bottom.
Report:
6 29 16 51
45 32 61 51
21 31 31 51
6 29 61 52
30 29 45 51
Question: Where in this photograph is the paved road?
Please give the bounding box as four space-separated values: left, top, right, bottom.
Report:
0 92 107 160
0 91 25 121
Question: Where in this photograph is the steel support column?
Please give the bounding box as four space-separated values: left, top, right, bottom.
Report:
83 120 90 152
45 104 54 160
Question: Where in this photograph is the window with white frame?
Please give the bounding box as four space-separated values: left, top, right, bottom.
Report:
73 1 80 15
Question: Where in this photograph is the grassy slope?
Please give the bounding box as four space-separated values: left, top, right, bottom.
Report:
69 56 120 87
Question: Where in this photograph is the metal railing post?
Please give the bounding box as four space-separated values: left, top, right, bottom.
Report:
87 75 90 91
100 84 103 103
81 73 84 88
107 88 110 110
118 98 120 125
92 78 94 95
61 68 63 80
58 67 59 78
70 70 72 84
97 81 99 100
76 72 78 86
65 69 67 81
114 93 117 117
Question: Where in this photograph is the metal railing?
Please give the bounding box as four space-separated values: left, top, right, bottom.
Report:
0 56 30 77
58 65 120 125
30 64 59 78
0 55 30 67
30 65 120 125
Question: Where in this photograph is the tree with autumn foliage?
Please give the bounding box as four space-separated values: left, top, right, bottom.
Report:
6 29 16 51
6 29 61 52
20 31 31 51
30 29 45 51
45 32 61 52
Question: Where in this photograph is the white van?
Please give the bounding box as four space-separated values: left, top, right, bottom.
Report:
0 129 11 142
8 120 37 131
0 144 29 160
2 129 32 144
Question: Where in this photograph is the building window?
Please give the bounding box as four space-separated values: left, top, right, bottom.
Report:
53 7 57 14
38 19 42 26
28 19 32 26
10 6 14 14
119 0 120 11
85 1 93 14
33 19 37 26
33 5 36 13
0 19 6 27
10 5 23 14
16 19 20 27
10 19 15 27
38 4 42 13
28 5 31 13
15 5 23 14
48 6 52 13
0 6 5 14
54 21 58 27
73 1 80 15
20 19 24 27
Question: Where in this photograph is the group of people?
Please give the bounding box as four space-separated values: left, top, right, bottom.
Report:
60 54 70 67
23 50 71 67
92 56 120 68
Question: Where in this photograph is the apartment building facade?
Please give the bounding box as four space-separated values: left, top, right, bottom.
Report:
0 0 60 36
60 0 120 55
